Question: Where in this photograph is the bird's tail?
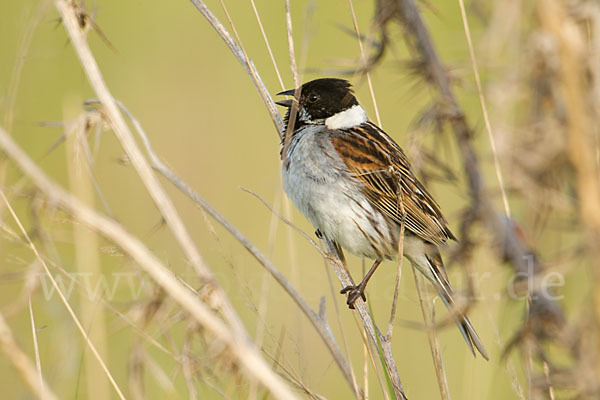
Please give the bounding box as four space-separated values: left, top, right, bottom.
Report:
409 244 489 360
437 284 489 361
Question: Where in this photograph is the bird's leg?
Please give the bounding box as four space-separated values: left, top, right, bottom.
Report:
340 259 382 309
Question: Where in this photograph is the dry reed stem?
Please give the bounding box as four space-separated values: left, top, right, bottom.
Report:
413 271 450 400
351 312 391 400
363 342 369 399
0 191 126 400
54 0 248 340
0 311 58 400
284 0 300 90
280 0 302 174
0 126 298 400
65 104 111 400
241 188 324 254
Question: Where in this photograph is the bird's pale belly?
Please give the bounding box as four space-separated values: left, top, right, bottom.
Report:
283 161 399 260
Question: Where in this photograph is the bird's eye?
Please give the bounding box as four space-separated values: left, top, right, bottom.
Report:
308 93 319 103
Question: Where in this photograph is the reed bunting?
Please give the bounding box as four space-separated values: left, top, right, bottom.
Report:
276 78 488 359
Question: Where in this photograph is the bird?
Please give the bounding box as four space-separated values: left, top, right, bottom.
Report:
275 77 488 360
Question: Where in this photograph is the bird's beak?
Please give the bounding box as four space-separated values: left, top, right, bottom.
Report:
275 88 296 108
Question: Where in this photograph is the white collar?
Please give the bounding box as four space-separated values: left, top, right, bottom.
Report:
325 105 367 130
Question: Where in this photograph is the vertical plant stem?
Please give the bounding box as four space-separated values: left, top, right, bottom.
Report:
65 107 110 400
412 270 450 400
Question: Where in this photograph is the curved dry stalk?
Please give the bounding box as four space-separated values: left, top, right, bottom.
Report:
249 0 285 90
54 0 248 338
112 100 363 399
188 0 285 138
0 125 298 400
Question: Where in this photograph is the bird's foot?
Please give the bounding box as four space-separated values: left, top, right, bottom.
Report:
340 285 366 309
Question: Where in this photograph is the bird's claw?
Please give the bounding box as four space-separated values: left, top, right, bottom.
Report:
340 285 366 309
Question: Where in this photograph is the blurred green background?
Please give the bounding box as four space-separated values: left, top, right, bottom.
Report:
0 0 568 399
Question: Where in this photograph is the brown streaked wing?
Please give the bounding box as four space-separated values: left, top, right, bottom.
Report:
330 122 455 246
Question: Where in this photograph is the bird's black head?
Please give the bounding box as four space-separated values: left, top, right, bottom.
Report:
276 78 359 124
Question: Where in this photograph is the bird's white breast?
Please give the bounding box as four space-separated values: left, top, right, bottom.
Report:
282 125 399 260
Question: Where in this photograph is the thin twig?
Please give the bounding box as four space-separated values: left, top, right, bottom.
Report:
285 0 300 89
27 298 43 396
3 0 53 130
347 0 382 127
386 192 405 340
241 188 324 255
188 0 285 138
457 0 511 218
249 0 285 90
413 270 450 400
0 311 58 400
352 312 391 400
